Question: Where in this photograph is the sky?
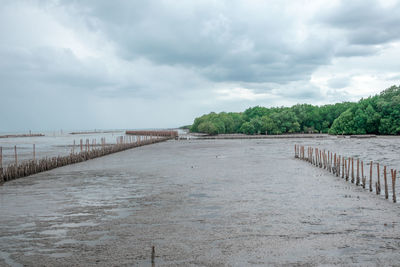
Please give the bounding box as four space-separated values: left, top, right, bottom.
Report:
1 0 400 132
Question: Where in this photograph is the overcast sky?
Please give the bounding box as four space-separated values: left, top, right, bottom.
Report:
1 0 400 132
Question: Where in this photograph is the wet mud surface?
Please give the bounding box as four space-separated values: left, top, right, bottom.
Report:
1 138 400 266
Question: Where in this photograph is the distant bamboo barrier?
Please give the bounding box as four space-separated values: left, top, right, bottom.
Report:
0 132 174 184
126 130 178 138
294 144 398 203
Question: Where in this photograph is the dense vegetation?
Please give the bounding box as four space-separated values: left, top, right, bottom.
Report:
190 85 400 135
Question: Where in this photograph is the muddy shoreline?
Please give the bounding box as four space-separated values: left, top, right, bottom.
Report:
1 139 400 266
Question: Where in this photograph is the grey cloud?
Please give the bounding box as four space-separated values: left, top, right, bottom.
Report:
60 0 335 84
1 0 400 131
321 0 400 46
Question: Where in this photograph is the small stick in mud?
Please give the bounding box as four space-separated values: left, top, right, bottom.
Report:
391 169 397 203
384 166 388 199
376 163 381 195
361 161 365 189
369 161 373 192
151 246 155 264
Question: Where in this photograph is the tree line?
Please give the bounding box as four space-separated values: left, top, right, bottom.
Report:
190 85 400 135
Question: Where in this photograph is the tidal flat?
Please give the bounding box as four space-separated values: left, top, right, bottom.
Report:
1 137 400 266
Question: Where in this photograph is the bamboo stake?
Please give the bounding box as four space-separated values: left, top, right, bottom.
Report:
14 145 18 166
384 166 388 199
369 161 373 192
342 156 345 178
391 169 397 203
334 153 336 174
345 158 349 180
376 163 381 195
356 159 360 185
361 161 365 189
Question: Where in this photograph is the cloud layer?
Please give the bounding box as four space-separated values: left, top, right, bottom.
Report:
1 0 400 131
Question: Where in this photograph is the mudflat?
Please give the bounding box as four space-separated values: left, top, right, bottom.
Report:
1 138 400 266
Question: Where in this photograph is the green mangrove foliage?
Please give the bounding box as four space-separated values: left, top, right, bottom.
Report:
190 85 400 135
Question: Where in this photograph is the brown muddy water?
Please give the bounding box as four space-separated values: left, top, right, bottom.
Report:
1 137 400 266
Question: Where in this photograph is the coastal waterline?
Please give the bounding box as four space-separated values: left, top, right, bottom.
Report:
1 137 400 265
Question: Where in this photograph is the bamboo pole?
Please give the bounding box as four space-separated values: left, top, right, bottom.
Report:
361 161 365 189
391 169 397 203
356 159 360 185
333 153 336 174
342 156 345 178
14 145 18 166
384 166 388 199
376 163 381 195
369 161 373 192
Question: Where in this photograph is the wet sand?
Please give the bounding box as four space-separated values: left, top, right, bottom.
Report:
1 139 400 266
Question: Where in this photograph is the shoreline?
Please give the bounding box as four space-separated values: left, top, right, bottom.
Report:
0 134 44 139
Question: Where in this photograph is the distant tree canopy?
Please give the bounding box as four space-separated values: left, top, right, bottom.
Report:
190 85 400 135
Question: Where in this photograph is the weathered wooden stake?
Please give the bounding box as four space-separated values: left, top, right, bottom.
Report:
346 158 351 181
342 156 345 178
356 159 360 185
33 144 36 161
0 146 2 169
369 161 373 192
351 158 354 183
376 163 381 195
391 169 397 203
384 165 388 199
80 139 83 152
361 161 365 189
151 246 155 264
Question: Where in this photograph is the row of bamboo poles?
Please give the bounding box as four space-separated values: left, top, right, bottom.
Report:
126 130 178 138
0 132 177 184
294 144 398 203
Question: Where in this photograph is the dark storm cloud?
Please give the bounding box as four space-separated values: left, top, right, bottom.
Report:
61 0 335 84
